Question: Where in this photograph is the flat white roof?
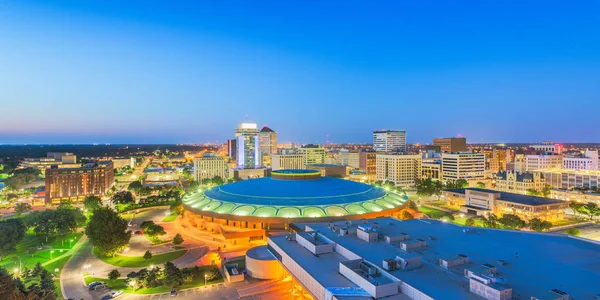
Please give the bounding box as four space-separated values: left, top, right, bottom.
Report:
281 218 600 300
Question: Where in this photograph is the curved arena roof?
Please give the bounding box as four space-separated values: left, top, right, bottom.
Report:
183 176 408 219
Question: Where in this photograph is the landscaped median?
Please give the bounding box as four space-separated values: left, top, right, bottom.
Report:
93 248 187 268
84 265 223 294
161 213 178 222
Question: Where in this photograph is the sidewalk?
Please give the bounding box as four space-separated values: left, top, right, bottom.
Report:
42 235 88 268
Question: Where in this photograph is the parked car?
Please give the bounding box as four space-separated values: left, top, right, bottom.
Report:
134 230 144 235
101 290 123 300
170 289 177 296
89 282 108 291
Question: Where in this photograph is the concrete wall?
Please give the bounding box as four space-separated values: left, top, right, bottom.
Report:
246 256 284 280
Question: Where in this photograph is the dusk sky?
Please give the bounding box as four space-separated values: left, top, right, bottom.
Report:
1 1 599 144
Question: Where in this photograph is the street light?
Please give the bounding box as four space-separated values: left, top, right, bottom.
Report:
50 250 54 260
69 239 74 248
204 273 208 286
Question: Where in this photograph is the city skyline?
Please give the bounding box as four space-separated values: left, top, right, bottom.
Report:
1 1 600 144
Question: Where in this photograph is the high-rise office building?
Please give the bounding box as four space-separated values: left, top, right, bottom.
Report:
258 126 278 156
441 152 485 181
235 121 260 169
193 153 228 181
297 145 326 165
373 130 406 152
530 142 563 154
359 151 377 181
45 162 114 204
433 137 466 153
227 139 237 159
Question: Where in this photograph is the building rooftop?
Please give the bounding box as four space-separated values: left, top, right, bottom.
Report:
260 126 275 133
277 218 600 300
307 164 346 167
445 188 564 206
539 168 600 176
495 171 541 182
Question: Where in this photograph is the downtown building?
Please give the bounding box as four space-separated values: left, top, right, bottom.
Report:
359 151 377 182
373 130 406 152
45 162 114 204
258 126 278 157
562 149 599 171
271 154 306 171
193 152 228 181
261 217 594 300
441 152 486 182
375 154 422 187
541 169 600 190
525 154 562 171
297 145 326 165
432 137 466 153
493 171 545 194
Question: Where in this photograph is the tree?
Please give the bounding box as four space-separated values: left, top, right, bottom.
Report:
170 203 185 217
143 251 153 262
0 219 27 260
127 181 143 193
406 200 418 211
498 214 526 229
86 207 131 256
108 269 120 281
569 201 583 217
13 203 31 216
83 196 102 212
476 182 486 188
163 262 183 288
565 228 581 236
211 176 224 186
541 184 552 197
526 189 541 196
399 210 414 220
173 234 184 245
465 218 475 226
583 202 600 220
111 191 135 205
482 213 500 228
528 218 552 232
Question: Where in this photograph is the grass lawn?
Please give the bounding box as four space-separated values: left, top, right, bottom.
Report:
161 214 178 222
93 248 186 268
418 206 453 219
552 218 587 227
0 231 83 270
147 236 170 245
84 266 223 294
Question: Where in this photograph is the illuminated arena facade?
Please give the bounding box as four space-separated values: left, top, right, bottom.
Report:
183 169 409 231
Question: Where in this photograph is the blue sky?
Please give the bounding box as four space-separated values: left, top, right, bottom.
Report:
0 1 599 144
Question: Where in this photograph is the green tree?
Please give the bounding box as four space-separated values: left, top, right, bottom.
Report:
127 181 143 193
173 233 184 245
465 218 476 226
482 213 500 228
170 203 185 217
83 196 102 212
108 269 121 281
211 176 224 186
569 201 583 217
0 219 27 260
476 182 486 188
111 191 135 205
143 250 152 262
163 262 183 288
541 184 552 197
498 214 526 229
526 189 541 196
6 193 18 202
565 228 581 236
583 202 600 220
13 202 32 216
86 207 131 256
528 218 552 232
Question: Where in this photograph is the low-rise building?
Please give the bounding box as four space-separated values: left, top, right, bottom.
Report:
493 171 544 194
45 162 114 204
297 145 326 165
258 217 596 300
306 164 347 178
433 137 466 153
20 152 79 174
541 168 600 190
444 188 567 222
525 154 562 171
562 149 599 171
376 154 422 187
271 154 306 171
550 189 600 205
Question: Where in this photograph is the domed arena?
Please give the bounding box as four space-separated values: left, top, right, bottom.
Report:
183 169 409 230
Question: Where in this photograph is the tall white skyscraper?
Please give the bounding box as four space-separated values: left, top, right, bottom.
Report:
373 130 406 152
235 121 260 169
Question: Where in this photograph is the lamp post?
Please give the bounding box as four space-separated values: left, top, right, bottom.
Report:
204 273 208 286
50 250 54 260
69 239 74 248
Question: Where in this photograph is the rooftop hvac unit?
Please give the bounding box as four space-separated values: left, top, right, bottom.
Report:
382 259 397 271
